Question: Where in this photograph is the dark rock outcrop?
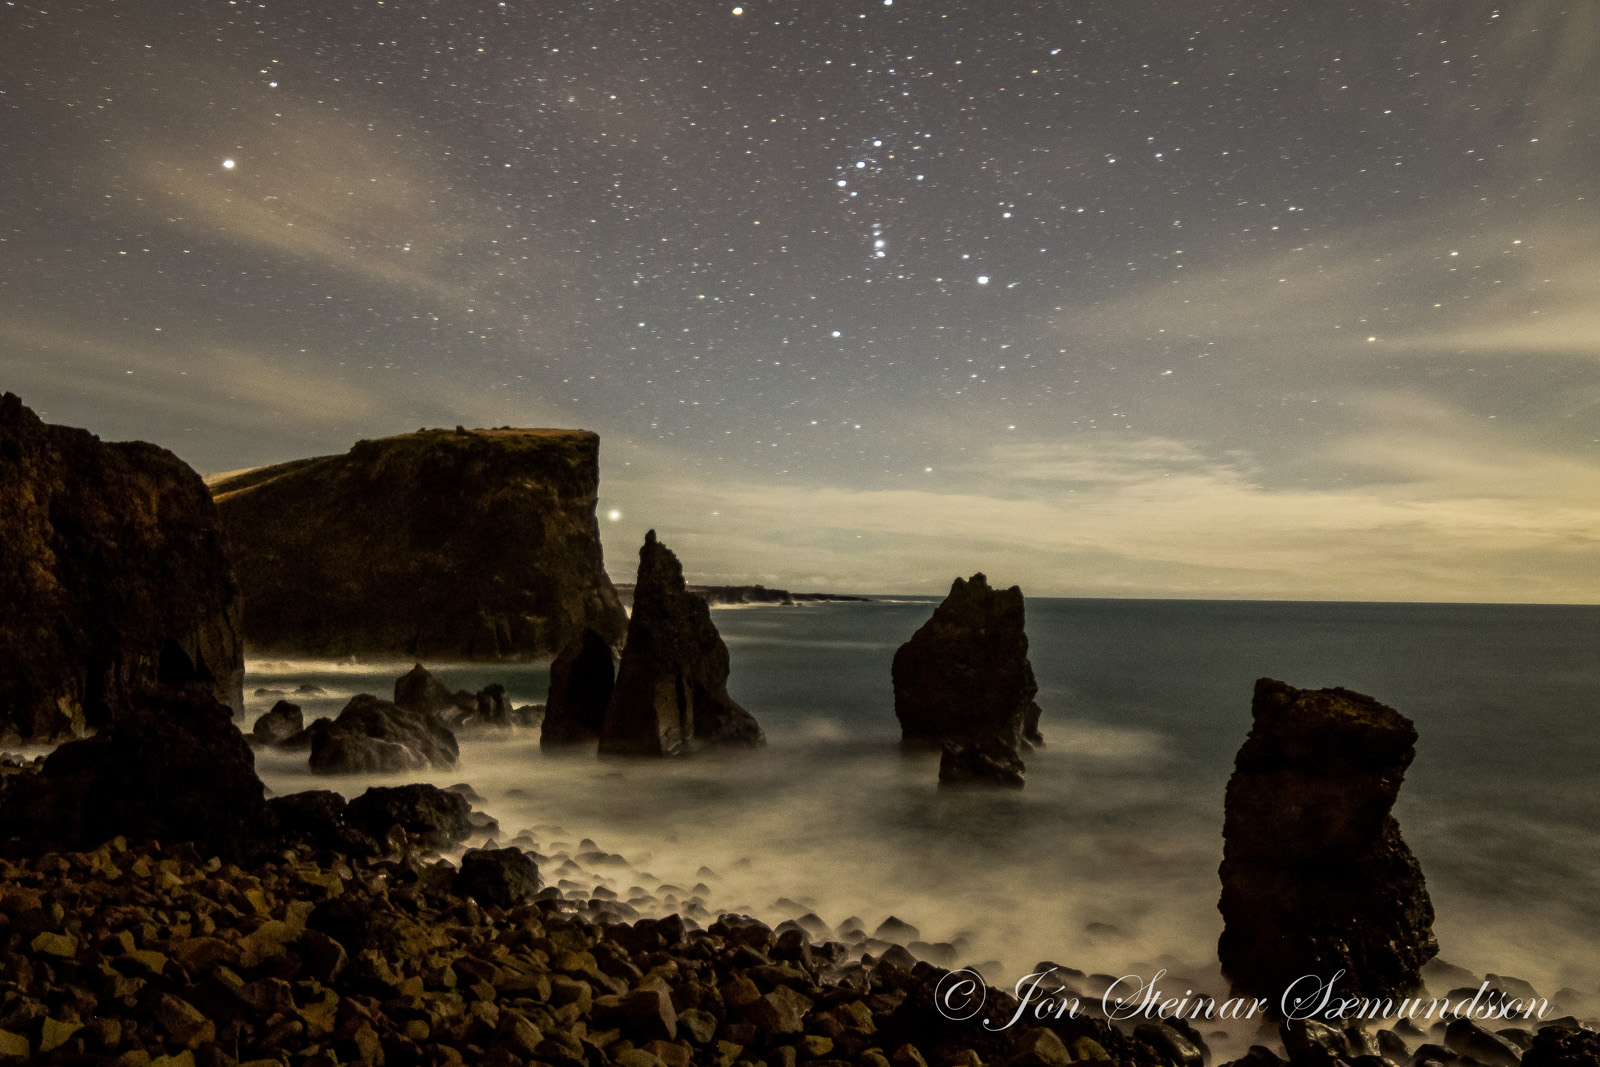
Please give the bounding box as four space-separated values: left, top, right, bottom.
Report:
308 693 459 774
1218 678 1437 1002
267 789 382 856
251 699 304 745
210 426 627 661
455 846 543 908
0 393 244 742
0 684 271 862
599 531 765 756
541 628 619 749
892 573 1039 784
1524 1025 1600 1067
344 783 473 850
393 663 516 730
393 663 459 718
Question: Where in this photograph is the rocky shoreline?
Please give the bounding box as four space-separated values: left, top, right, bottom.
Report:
1 803 1596 1067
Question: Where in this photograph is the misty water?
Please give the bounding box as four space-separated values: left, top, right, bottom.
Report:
248 597 1600 1021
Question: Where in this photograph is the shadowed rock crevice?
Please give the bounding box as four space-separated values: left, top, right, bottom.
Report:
1218 677 1437 1003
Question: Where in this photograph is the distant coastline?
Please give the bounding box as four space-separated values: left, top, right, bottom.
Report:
611 582 872 609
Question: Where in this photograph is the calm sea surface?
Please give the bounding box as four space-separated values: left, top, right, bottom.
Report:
249 598 1600 1008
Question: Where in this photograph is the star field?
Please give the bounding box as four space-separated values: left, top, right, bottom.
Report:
2 1 1598 598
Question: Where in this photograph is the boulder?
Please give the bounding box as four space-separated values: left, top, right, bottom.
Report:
599 531 765 755
891 573 1038 784
344 783 473 850
308 693 459 774
209 426 628 660
0 393 244 742
1524 1026 1600 1067
0 684 271 862
455 847 543 908
1218 678 1437 1002
267 789 382 856
541 628 619 749
251 700 304 745
393 663 460 717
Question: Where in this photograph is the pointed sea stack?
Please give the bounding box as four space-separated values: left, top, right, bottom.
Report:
210 426 627 661
598 531 765 755
0 393 244 742
1218 678 1437 1003
541 628 619 749
891 573 1038 786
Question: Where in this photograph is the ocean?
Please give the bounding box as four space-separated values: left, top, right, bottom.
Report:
247 597 1600 1029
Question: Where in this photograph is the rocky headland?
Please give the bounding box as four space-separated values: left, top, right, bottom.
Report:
209 426 627 662
0 394 244 744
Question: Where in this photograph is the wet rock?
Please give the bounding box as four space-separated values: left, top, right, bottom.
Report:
1219 678 1437 1002
1444 1019 1521 1067
308 693 459 773
251 700 304 745
891 573 1038 785
0 393 244 742
210 425 628 660
345 782 473 850
393 663 461 717
267 789 382 856
1134 1023 1204 1067
456 847 543 908
938 738 1026 789
542 628 620 749
599 531 766 755
0 683 271 861
1523 1025 1600 1067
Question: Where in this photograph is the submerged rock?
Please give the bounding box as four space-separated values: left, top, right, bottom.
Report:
0 684 271 862
308 693 459 774
541 628 619 749
1218 678 1437 1002
938 738 1025 789
210 425 628 661
0 393 244 742
892 573 1038 785
599 531 765 756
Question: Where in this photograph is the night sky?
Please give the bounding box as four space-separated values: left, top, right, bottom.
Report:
3 1 1597 600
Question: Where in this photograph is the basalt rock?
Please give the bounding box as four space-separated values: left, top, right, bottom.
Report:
0 684 271 862
1218 678 1437 1002
344 783 473 850
0 393 244 742
456 846 543 908
308 693 459 774
251 699 304 745
267 789 382 856
210 425 628 661
541 628 619 749
393 663 515 730
599 531 765 755
892 573 1039 784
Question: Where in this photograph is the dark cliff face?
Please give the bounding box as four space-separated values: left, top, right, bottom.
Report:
209 426 627 661
0 393 244 742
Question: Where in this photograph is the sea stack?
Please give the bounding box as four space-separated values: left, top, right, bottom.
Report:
210 426 627 661
598 530 765 755
0 393 244 742
1218 678 1437 1002
891 573 1039 787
